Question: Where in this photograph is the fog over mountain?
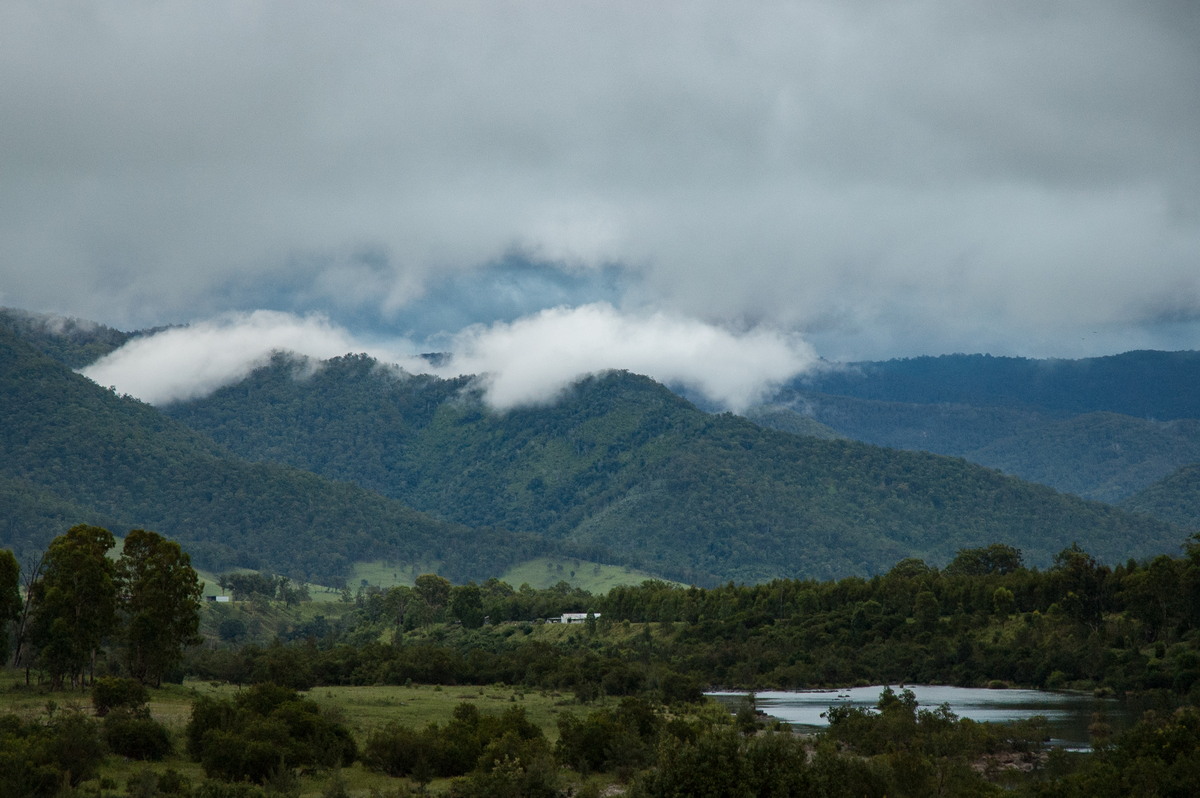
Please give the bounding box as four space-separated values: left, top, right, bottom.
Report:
4 2 1199 394
81 305 818 410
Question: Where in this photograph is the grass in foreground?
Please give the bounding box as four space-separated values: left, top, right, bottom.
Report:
0 669 619 796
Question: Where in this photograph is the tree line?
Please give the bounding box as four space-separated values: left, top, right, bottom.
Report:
186 539 1200 702
7 531 1200 794
2 524 203 689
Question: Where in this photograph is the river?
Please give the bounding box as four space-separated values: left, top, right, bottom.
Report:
709 685 1136 750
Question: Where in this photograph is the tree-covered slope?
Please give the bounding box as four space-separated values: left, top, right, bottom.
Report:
0 307 134 368
165 353 1185 584
753 389 1200 502
793 351 1200 419
740 404 842 440
0 472 121 559
970 413 1200 502
1121 464 1200 531
0 325 530 584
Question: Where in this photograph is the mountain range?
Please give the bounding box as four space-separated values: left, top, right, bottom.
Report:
0 313 542 584
1 308 1195 586
754 352 1200 503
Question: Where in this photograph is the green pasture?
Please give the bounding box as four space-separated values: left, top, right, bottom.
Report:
191 555 675 614
497 556 673 592
0 669 619 796
344 555 670 594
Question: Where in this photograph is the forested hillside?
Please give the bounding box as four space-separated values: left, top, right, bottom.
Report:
0 307 133 368
1122 464 1200 530
164 352 1186 584
5 312 1192 586
756 391 1200 503
0 325 535 584
753 351 1200 504
793 351 1200 419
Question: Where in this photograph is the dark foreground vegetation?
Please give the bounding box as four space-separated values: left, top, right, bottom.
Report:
194 541 1200 700
5 528 1200 795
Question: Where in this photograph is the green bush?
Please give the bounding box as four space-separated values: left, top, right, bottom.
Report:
91 675 147 717
186 683 356 783
104 709 173 760
0 710 106 797
191 780 269 798
449 732 559 798
362 721 437 778
363 702 547 781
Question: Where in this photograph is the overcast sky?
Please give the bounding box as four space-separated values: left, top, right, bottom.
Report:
6 2 1200 407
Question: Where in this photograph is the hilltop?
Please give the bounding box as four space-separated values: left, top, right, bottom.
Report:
2 309 1190 585
0 322 537 584
164 350 1184 583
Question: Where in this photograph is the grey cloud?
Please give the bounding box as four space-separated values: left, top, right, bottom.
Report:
2 1 1198 361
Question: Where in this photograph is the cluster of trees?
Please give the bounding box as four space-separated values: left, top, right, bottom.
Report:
218 572 310 606
3 525 202 688
187 635 704 706
0 707 107 797
184 541 1200 706
596 542 1200 696
186 683 356 783
820 686 1052 795
352 575 595 632
362 701 550 791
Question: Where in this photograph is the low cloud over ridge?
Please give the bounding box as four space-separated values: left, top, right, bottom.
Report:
81 311 383 405
80 306 817 411
435 303 817 411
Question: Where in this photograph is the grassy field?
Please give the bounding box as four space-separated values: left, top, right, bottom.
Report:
344 556 672 594
0 669 617 796
345 559 439 592
497 556 674 592
197 593 358 643
194 555 677 612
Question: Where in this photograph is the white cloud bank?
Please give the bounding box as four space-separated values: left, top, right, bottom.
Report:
81 307 818 411
81 311 388 404
435 303 818 411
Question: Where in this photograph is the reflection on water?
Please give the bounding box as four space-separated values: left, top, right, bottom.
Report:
709 685 1133 750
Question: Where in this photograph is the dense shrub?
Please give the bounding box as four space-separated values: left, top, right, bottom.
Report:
127 768 191 796
556 697 662 776
0 710 106 797
104 708 173 760
362 702 546 781
190 780 269 798
362 721 439 779
448 732 560 798
92 676 148 717
186 683 356 783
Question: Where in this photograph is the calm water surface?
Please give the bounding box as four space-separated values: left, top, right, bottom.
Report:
710 685 1134 750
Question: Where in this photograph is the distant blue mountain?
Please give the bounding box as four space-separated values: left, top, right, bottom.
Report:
790 351 1200 419
754 351 1200 506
